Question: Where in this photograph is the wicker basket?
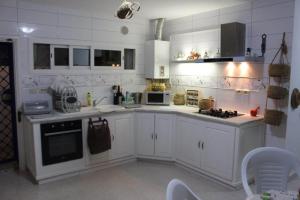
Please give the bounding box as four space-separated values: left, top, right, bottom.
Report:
267 85 288 99
199 99 214 110
173 94 185 105
269 64 290 77
264 109 284 126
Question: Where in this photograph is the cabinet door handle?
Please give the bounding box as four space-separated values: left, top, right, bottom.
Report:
112 135 115 141
155 134 158 140
202 142 204 150
198 141 201 149
151 134 154 140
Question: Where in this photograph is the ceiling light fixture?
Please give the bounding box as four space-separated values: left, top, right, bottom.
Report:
115 0 140 20
20 26 35 34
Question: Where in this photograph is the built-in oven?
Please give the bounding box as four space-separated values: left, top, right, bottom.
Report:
41 120 83 166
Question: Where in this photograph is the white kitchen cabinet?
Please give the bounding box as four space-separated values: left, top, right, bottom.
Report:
154 114 173 157
136 112 174 159
145 40 170 79
175 117 203 167
86 113 134 165
136 113 155 156
175 115 264 184
201 126 235 181
111 114 134 159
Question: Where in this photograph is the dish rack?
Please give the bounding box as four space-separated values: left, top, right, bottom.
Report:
52 86 81 113
186 90 200 107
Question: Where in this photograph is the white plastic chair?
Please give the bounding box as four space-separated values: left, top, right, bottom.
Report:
166 179 202 200
241 147 300 197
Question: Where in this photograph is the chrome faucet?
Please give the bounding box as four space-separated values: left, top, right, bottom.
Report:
93 96 108 107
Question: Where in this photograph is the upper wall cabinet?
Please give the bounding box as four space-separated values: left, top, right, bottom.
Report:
33 42 136 71
145 40 170 79
33 43 51 70
73 47 90 67
94 49 121 67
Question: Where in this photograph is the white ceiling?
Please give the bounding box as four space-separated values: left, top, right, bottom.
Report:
21 0 250 19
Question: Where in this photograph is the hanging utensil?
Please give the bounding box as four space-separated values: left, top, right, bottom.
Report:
261 33 267 57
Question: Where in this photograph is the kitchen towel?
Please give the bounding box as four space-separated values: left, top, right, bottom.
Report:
88 118 111 154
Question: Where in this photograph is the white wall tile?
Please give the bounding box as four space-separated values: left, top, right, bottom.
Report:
252 1 294 22
253 0 294 9
0 6 17 21
220 2 252 14
18 0 58 13
92 18 121 32
18 8 58 26
0 0 16 7
57 27 92 40
0 21 18 35
220 10 251 24
59 14 92 29
252 17 294 36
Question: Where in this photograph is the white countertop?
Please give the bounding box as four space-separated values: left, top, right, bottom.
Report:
25 105 264 127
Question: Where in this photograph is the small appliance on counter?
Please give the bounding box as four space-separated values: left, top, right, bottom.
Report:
23 100 52 115
145 91 170 105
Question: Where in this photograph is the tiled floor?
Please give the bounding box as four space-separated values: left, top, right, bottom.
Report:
0 161 299 200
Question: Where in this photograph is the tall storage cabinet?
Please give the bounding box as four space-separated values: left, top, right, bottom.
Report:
145 40 170 79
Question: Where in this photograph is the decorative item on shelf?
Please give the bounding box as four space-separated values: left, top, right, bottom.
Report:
187 50 200 60
204 51 209 59
264 32 290 126
199 96 215 110
173 93 185 105
186 90 200 107
261 33 267 57
174 52 185 61
215 49 221 58
246 48 251 56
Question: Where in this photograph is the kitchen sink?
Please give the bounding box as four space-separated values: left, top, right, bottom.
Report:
95 105 125 113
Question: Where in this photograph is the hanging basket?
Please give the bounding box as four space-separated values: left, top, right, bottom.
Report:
268 64 290 77
264 109 284 126
267 85 289 99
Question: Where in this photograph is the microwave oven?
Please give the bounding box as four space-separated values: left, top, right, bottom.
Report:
145 91 171 105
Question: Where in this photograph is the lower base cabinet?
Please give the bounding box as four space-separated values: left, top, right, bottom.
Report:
136 112 174 159
175 116 264 185
85 113 134 166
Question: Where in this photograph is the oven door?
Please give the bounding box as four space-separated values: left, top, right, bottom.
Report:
41 129 83 166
